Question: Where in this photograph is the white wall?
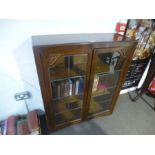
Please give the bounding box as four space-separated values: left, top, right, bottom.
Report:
0 19 127 121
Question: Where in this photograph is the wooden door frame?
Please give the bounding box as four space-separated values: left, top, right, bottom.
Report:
34 45 93 132
85 45 137 119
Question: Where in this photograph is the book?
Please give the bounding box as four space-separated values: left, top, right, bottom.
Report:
97 83 109 91
7 116 17 135
78 78 84 94
60 81 65 98
75 79 80 95
69 79 73 96
72 80 75 95
64 80 69 97
17 119 30 135
75 78 84 95
92 75 99 92
68 79 73 96
27 110 40 135
64 79 73 97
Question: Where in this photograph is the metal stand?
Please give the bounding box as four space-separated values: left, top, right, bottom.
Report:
128 51 155 111
128 89 155 111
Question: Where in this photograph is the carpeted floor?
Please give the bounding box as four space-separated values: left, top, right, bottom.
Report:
51 92 155 135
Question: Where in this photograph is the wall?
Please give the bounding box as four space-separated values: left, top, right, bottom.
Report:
0 19 127 121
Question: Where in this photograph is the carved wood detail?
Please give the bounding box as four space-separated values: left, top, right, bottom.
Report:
117 48 128 58
48 54 62 67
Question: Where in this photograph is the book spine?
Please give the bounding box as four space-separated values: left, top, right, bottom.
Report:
60 81 65 98
78 78 84 94
68 79 73 96
92 75 99 92
75 79 80 95
64 79 73 97
72 79 76 95
64 80 68 97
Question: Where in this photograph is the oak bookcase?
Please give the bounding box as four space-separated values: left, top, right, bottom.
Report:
32 33 137 132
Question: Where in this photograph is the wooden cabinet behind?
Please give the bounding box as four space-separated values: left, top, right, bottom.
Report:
33 33 137 132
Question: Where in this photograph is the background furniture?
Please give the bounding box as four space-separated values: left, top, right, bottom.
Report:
128 52 155 110
32 33 137 132
122 19 155 90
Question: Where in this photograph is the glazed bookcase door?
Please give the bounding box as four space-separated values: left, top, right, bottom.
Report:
87 47 130 117
50 54 87 126
40 47 92 130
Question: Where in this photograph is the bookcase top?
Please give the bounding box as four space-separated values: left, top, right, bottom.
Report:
32 33 134 46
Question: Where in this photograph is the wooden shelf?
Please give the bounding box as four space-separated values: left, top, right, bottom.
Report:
89 99 111 114
52 94 83 103
96 69 121 76
54 108 81 125
92 88 111 98
53 95 83 113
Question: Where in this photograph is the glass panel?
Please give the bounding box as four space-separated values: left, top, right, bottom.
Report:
49 54 87 126
94 71 120 90
95 52 124 73
49 55 87 81
89 99 113 115
55 108 81 125
89 51 126 116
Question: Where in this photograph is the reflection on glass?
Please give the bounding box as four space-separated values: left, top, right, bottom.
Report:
92 72 120 93
95 52 124 73
49 54 87 80
49 54 87 125
89 51 125 116
54 108 81 125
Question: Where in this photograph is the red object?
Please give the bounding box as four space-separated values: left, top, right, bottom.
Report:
7 116 17 135
148 76 155 95
27 110 39 133
97 83 109 91
17 121 30 135
116 22 127 33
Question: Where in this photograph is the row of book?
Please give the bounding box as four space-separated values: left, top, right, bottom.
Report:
0 110 40 135
52 77 84 99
